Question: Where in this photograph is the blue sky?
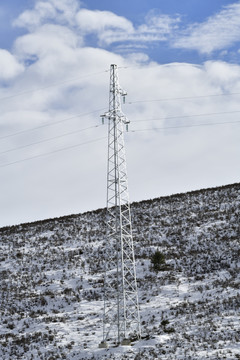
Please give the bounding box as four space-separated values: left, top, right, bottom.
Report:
2 0 240 63
1 0 240 226
85 0 231 22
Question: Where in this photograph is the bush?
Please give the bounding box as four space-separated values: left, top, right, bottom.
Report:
161 319 169 327
150 250 166 272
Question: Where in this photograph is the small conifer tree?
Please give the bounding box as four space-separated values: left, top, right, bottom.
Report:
150 250 166 272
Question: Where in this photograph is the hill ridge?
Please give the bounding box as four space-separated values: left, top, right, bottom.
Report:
0 182 239 359
1 181 240 231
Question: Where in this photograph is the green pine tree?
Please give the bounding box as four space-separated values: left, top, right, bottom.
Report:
151 250 166 272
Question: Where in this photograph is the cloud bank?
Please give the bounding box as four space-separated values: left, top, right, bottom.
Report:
173 3 240 54
13 0 240 55
0 49 24 80
1 0 240 227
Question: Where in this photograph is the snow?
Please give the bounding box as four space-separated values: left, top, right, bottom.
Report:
0 183 240 359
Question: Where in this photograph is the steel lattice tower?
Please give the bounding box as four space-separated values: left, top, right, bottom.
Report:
99 64 141 347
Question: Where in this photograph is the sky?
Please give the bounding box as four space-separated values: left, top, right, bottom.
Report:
1 0 240 227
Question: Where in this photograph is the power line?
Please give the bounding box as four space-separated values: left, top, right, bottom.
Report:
2 107 239 142
127 92 240 104
131 109 240 123
2 116 238 156
0 136 107 168
2 108 240 154
0 124 101 155
1 63 240 106
0 108 107 140
2 64 240 106
129 119 240 133
119 63 203 72
0 70 109 102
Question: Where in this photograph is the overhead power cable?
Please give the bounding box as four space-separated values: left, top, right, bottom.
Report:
0 69 109 102
2 109 240 154
0 124 101 155
129 119 240 133
127 92 240 104
0 136 107 168
2 107 239 142
131 109 240 123
0 108 107 140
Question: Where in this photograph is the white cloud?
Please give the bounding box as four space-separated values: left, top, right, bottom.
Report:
13 2 56 30
204 61 240 87
0 49 24 80
2 48 240 227
76 9 133 34
173 3 240 53
140 11 180 35
13 0 80 30
14 1 179 51
1 0 240 227
14 24 80 61
76 8 179 47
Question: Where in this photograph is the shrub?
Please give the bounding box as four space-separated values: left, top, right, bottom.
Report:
150 250 166 272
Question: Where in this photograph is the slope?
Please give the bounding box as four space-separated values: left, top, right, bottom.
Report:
0 183 240 359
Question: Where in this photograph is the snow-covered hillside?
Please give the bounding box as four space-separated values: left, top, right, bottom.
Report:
0 183 240 359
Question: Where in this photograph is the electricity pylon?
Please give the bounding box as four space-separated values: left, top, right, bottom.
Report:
99 64 141 347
